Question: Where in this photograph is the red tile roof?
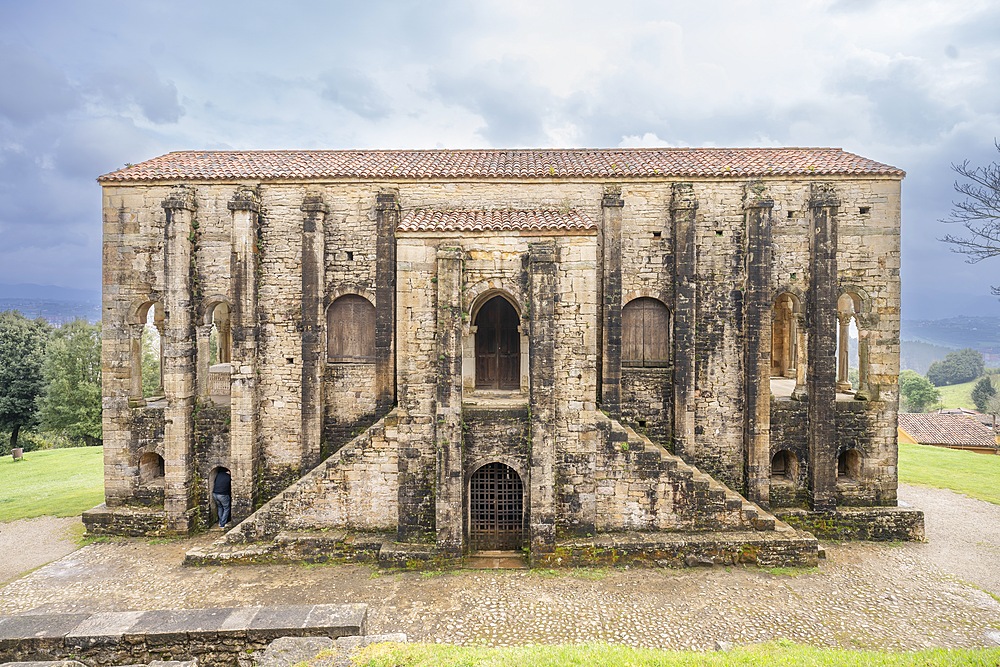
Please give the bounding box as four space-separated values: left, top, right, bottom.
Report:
898 412 998 448
398 209 596 233
98 148 904 182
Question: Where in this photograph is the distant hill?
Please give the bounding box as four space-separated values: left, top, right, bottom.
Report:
0 283 100 324
902 316 1000 352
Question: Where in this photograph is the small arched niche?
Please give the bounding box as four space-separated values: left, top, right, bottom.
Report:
770 449 798 481
837 449 862 481
138 451 165 486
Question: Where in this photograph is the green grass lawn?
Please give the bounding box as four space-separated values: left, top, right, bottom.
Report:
898 440 1000 505
933 373 1000 410
351 642 1000 667
0 446 104 522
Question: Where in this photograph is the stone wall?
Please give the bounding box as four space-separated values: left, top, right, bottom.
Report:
100 172 907 544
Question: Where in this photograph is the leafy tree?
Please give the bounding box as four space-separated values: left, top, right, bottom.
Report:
899 370 941 413
971 376 997 413
0 311 51 451
940 140 1000 295
37 319 102 445
926 348 985 387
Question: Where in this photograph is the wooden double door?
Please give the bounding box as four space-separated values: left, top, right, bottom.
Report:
475 296 520 390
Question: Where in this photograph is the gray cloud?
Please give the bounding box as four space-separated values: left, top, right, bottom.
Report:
432 59 555 145
0 43 81 123
86 62 184 124
320 68 393 119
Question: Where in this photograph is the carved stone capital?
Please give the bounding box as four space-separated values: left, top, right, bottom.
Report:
670 182 698 211
228 186 261 213
809 183 840 209
162 185 197 211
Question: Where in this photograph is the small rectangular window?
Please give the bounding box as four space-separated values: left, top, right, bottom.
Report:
346 251 354 261
787 211 794 219
652 231 661 239
715 230 724 237
859 206 870 215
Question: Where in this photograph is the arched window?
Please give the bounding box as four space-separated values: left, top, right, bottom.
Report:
622 297 670 367
771 293 800 378
132 301 164 403
474 295 520 390
836 293 861 393
327 295 376 361
838 449 862 480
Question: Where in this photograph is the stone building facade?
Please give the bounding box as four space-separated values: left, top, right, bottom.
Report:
86 148 923 565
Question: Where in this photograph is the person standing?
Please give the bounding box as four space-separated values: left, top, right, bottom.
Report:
212 467 232 529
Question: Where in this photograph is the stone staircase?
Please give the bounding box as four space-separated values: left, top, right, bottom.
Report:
187 409 818 568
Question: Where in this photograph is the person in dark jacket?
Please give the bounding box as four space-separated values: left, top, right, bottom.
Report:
212 467 232 529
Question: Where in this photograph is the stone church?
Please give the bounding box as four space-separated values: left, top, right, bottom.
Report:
86 148 923 567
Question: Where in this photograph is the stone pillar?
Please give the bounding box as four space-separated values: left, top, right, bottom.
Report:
375 192 398 415
600 186 624 417
855 315 872 401
792 312 808 401
836 314 852 392
671 183 698 459
195 323 212 398
435 246 464 556
300 194 328 470
743 184 773 506
784 305 798 379
217 310 232 363
228 186 262 523
160 186 197 532
807 184 840 512
528 240 557 563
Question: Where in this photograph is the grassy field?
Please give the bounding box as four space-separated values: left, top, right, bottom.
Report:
351 642 1000 666
898 440 1000 505
0 446 104 522
933 373 1000 410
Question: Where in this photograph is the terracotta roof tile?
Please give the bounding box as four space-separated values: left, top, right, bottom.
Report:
98 148 904 182
898 412 998 448
398 209 596 233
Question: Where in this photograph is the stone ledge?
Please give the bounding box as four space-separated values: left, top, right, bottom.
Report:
539 526 820 568
82 504 167 538
0 605 366 666
774 506 925 542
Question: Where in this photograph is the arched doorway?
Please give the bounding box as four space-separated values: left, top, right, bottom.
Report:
469 462 524 551
474 296 520 390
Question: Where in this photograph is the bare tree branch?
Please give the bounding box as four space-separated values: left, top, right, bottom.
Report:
939 140 1000 295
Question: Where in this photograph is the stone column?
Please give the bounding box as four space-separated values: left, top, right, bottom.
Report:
784 305 798 379
743 184 773 506
792 312 808 401
435 246 464 556
855 315 872 401
600 185 624 417
300 194 328 470
671 183 698 459
528 240 557 563
217 310 232 363
195 323 212 398
161 186 197 532
836 314 852 392
375 192 398 415
228 186 262 523
807 184 840 512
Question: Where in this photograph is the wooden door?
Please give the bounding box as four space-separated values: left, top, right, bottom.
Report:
475 296 519 389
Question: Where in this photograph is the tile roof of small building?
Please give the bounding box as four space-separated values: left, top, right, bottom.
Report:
98 148 904 182
897 412 998 448
398 209 596 233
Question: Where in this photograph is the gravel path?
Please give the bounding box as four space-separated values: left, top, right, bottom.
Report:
0 484 998 650
0 516 80 585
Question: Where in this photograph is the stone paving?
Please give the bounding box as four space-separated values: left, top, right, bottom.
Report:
0 485 998 651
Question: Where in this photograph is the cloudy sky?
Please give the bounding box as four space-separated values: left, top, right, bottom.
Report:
2 0 999 319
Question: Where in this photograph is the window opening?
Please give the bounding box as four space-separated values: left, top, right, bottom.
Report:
622 297 670 368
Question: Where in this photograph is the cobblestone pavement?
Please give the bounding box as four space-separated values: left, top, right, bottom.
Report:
1 484 998 651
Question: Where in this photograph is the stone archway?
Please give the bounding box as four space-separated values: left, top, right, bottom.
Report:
469 462 524 551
